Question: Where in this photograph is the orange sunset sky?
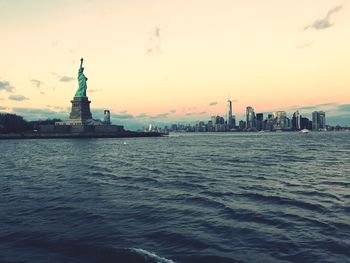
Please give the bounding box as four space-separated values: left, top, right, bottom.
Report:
0 0 349 128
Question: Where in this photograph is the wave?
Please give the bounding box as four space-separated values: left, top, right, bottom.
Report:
129 248 175 263
241 193 328 213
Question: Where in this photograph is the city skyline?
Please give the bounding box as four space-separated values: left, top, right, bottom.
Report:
0 0 350 129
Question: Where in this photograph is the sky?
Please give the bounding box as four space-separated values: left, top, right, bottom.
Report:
0 0 349 129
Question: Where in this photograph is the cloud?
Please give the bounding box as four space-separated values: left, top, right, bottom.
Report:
304 5 343 30
147 26 161 55
169 109 176 113
297 41 313 49
299 105 319 110
209 101 218 106
52 73 75 82
295 102 339 112
327 114 350 126
150 113 169 119
136 113 148 118
51 40 59 47
112 113 134 119
90 108 107 119
316 102 338 107
47 105 66 111
59 76 75 82
11 107 67 120
199 111 207 115
89 89 103 93
8 95 29 101
0 81 14 92
119 110 128 114
0 106 7 110
31 79 44 88
337 104 350 112
154 27 160 37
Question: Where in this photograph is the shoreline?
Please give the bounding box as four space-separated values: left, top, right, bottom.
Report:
0 131 165 140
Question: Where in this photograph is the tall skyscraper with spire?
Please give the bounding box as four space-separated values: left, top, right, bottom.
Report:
226 98 235 129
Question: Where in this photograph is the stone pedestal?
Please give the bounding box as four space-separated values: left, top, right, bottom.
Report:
69 97 92 123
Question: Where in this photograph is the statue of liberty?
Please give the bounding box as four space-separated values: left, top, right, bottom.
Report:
74 58 88 97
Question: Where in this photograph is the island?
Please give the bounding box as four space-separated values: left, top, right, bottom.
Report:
0 58 166 139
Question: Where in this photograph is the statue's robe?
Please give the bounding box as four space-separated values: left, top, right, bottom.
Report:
75 70 88 97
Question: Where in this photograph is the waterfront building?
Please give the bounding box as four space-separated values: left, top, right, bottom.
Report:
226 99 236 129
226 99 233 128
211 116 221 125
215 116 225 131
256 113 264 131
300 117 312 130
264 114 274 131
239 120 246 130
195 121 206 132
171 124 178 131
207 121 213 132
104 110 111 125
312 111 326 131
272 111 288 130
246 106 256 130
292 111 301 130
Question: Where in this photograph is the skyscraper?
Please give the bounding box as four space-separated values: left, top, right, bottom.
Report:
256 113 264 131
312 111 326 131
211 116 218 125
246 106 256 130
226 99 235 129
292 110 301 130
272 111 288 130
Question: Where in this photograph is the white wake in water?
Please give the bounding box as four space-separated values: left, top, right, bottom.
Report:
130 248 175 263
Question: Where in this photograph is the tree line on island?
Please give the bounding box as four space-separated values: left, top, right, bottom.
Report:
0 113 61 133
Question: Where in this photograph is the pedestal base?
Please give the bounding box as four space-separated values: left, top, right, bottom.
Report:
69 97 92 123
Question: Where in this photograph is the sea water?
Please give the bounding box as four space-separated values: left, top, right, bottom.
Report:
1 132 349 262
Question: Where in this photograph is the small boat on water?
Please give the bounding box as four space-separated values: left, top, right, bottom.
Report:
300 129 309 133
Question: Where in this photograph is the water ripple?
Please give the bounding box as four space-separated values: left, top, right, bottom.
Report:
0 133 350 263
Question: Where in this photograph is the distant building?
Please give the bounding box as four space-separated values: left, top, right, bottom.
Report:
264 114 274 131
207 120 213 132
256 113 264 131
292 110 301 130
104 110 111 125
211 116 219 125
210 115 225 131
239 120 246 130
300 117 312 130
171 124 178 131
195 121 206 132
246 106 256 130
272 111 289 130
312 111 326 131
226 99 233 128
226 99 236 129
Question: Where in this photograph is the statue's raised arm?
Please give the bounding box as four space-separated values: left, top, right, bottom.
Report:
79 58 84 71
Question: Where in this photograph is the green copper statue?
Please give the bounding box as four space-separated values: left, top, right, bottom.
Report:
74 58 88 97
